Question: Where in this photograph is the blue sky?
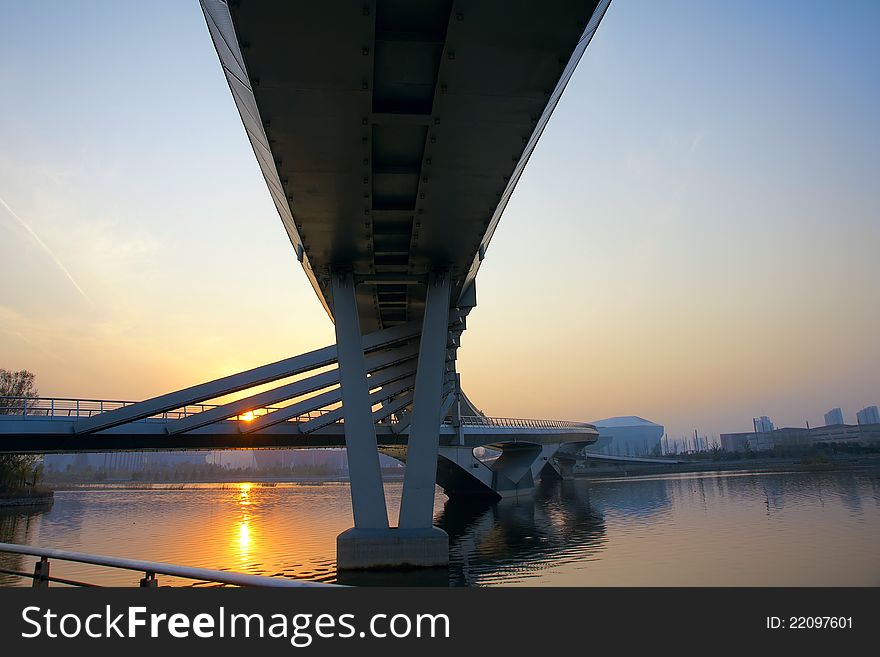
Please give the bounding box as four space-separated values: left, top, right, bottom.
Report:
1 1 878 438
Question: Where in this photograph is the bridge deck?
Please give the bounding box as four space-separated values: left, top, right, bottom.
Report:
0 397 596 453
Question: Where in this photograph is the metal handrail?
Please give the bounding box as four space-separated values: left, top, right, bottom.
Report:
0 542 335 587
1 397 593 432
0 395 134 405
0 396 333 424
455 416 595 430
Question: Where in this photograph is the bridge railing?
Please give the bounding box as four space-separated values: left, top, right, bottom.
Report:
0 396 332 424
1 397 593 433
0 542 334 587
454 416 595 431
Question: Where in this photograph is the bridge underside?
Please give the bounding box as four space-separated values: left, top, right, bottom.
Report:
204 0 609 330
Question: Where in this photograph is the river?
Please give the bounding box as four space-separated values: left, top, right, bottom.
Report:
2 468 879 586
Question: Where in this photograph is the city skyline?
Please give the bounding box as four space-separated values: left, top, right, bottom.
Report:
1 0 878 438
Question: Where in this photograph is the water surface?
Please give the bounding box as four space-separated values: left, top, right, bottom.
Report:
2 469 878 586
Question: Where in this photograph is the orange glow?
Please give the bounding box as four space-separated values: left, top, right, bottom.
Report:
238 521 250 551
236 483 252 562
240 411 255 422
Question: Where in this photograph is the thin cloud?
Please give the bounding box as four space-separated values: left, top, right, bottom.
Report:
690 129 706 154
0 194 94 307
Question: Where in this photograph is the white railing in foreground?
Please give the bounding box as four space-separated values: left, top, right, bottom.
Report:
0 542 336 587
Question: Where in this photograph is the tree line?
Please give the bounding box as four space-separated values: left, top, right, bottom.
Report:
0 369 42 491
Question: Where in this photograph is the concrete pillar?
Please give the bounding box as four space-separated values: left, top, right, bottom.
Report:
399 271 451 529
331 271 389 530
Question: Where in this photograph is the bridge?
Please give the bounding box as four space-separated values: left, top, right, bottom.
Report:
2 0 611 570
0 391 595 502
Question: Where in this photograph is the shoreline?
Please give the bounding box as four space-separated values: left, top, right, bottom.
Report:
42 472 406 491
575 454 880 479
34 457 880 491
0 488 55 507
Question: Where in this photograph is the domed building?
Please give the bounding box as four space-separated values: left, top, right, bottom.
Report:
586 416 665 456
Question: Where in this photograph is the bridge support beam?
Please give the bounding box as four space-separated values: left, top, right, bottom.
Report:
331 272 389 532
399 271 451 529
435 441 581 500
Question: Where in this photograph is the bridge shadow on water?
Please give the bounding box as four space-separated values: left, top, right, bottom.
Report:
439 479 607 586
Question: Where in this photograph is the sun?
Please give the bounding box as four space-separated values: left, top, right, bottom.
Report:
240 411 255 422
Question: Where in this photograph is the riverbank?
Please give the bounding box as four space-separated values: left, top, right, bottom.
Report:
0 487 54 507
41 467 404 487
36 456 880 489
43 471 407 490
575 454 880 479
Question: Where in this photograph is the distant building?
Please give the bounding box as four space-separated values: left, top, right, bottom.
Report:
721 423 880 452
41 448 399 476
856 405 880 425
754 416 774 432
720 432 752 452
42 451 207 473
587 416 665 456
824 407 844 426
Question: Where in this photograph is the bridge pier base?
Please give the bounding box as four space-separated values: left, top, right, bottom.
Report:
543 443 584 480
435 439 593 500
336 527 448 570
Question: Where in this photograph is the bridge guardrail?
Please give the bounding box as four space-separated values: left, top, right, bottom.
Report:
1 396 594 433
0 396 331 424
454 416 595 430
0 542 335 587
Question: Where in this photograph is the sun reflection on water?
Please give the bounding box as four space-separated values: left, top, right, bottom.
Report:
236 483 253 563
239 521 250 551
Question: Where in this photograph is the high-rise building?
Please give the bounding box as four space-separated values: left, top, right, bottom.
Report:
824 407 844 426
754 416 774 432
856 405 880 425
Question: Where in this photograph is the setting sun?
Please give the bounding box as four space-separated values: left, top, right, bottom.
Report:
239 411 255 422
